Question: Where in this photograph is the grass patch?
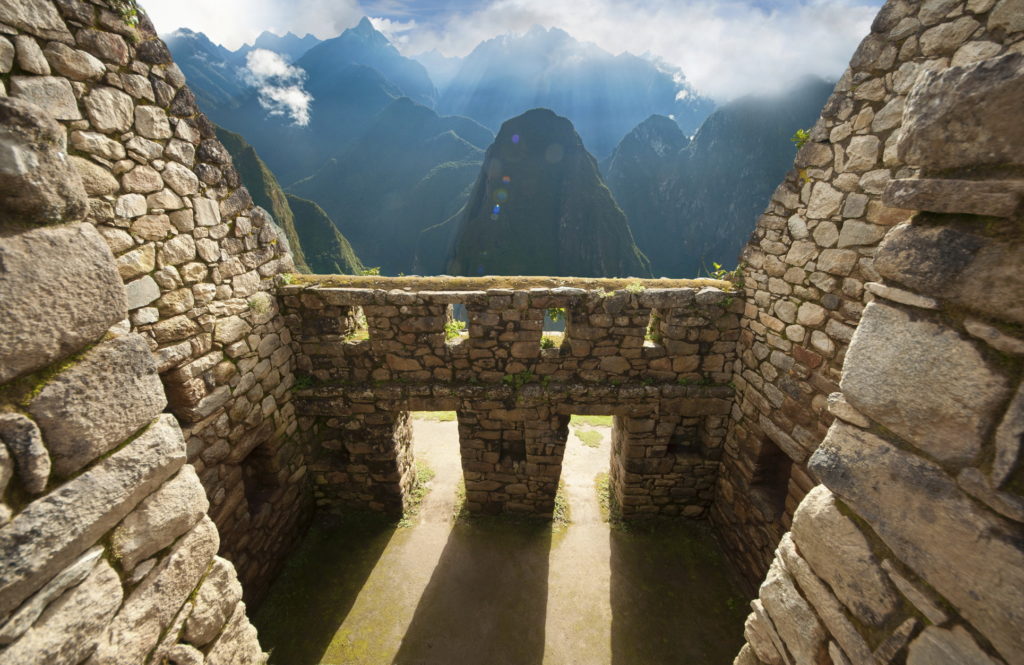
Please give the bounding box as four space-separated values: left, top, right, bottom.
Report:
411 411 457 422
552 480 571 531
575 428 604 448
595 472 627 529
398 460 435 527
570 414 613 427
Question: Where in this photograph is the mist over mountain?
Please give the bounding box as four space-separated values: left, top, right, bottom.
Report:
238 31 321 63
436 109 651 278
605 77 833 278
436 27 714 159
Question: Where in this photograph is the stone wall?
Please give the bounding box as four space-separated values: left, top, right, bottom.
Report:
729 1 1024 664
0 0 314 603
280 282 739 518
0 76 265 665
713 0 1024 589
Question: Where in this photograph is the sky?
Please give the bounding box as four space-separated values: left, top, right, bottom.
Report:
141 0 884 101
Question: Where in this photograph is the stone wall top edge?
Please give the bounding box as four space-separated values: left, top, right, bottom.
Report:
283 274 734 292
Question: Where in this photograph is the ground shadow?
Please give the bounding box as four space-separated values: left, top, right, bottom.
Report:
392 518 551 665
610 521 750 665
254 514 397 665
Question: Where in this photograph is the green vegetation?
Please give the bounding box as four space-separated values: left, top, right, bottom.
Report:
546 307 565 323
502 370 536 391
624 282 646 294
398 461 435 527
286 195 365 275
444 319 467 341
790 128 811 149
357 267 381 276
112 0 139 25
291 374 314 392
645 312 662 344
594 471 624 527
411 411 458 422
575 428 604 448
552 480 570 530
570 415 613 427
540 336 557 349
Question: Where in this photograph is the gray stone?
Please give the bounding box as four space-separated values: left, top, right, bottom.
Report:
204 601 267 665
900 53 1024 169
134 105 172 140
965 319 1024 356
795 302 825 327
883 178 1021 218
112 465 208 571
907 626 1004 665
165 644 205 665
826 392 869 428
9 76 79 120
988 0 1024 33
0 560 121 665
68 155 118 196
89 516 219 665
0 0 74 42
842 302 1011 465
42 42 104 81
28 334 167 477
183 556 243 647
162 160 199 196
811 221 839 247
993 383 1023 487
759 558 827 665
194 197 221 226
744 600 785 665
115 192 147 218
117 243 155 280
0 414 185 616
836 220 886 248
844 136 880 172
809 422 1024 665
0 37 13 73
125 275 160 310
148 187 184 211
777 534 874 665
215 315 252 344
791 486 897 625
880 559 948 625
863 282 939 309
952 40 1003 67
806 182 843 219
0 414 49 494
70 130 125 161
0 223 124 384
75 29 128 65
126 135 163 161
165 138 196 167
160 234 196 266
875 223 1024 324
84 86 133 134
920 16 981 56
121 163 163 193
816 249 858 276
871 96 905 133
14 35 49 74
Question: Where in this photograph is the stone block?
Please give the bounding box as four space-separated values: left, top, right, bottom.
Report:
906 626 1004 665
204 602 267 665
0 414 50 495
0 414 185 616
9 76 79 120
0 223 124 384
112 465 209 571
84 86 133 133
184 556 243 647
42 42 104 81
842 302 1010 465
900 53 1024 169
89 516 219 665
810 422 1024 665
28 334 167 477
759 558 828 665
883 178 1022 218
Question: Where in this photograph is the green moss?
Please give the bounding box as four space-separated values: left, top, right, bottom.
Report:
411 411 457 422
569 414 613 427
575 428 604 448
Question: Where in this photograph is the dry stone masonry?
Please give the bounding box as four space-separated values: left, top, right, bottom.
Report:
0 0 1022 663
280 281 739 518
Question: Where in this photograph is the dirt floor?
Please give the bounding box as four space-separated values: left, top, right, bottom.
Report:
254 418 750 665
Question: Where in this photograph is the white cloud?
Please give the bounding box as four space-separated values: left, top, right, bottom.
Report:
242 49 314 125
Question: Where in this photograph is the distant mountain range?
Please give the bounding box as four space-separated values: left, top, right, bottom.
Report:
165 18 828 279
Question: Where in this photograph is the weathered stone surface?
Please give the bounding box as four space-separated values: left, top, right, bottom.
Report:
214 315 251 344
863 282 939 309
42 42 104 81
842 302 1011 465
9 75 79 120
125 274 160 310
836 220 886 248
844 135 880 172
906 626 1004 665
164 644 205 665
75 29 128 65
791 486 897 625
0 414 49 494
744 601 784 665
900 53 1024 169
162 160 199 196
0 546 101 645
28 334 167 477
89 517 219 665
14 35 49 75
204 601 267 665
0 0 73 42
816 249 858 275
0 414 185 616
964 318 1024 356
759 557 827 665
810 422 1024 665
0 223 124 384
807 182 843 219
0 37 13 73
883 178 1022 218
183 556 243 647
160 234 196 266
880 559 947 625
112 465 209 571
69 155 118 196
0 560 121 665
70 130 125 161
993 383 1023 487
989 0 1024 33
826 392 869 428
84 86 134 133
121 163 163 193
134 104 172 140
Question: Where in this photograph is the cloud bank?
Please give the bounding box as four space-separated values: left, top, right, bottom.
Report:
242 49 313 125
142 0 882 101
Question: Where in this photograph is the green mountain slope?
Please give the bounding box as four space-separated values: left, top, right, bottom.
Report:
285 195 364 275
442 108 651 278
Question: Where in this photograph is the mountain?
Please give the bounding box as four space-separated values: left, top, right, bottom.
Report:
414 49 464 92
163 29 249 112
605 77 834 277
436 108 651 278
214 125 363 275
290 97 492 274
237 30 320 62
437 27 714 159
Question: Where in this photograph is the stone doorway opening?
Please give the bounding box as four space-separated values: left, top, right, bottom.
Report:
564 413 615 525
408 411 463 522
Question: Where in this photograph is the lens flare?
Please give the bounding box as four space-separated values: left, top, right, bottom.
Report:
495 188 509 203
502 175 511 183
511 134 520 144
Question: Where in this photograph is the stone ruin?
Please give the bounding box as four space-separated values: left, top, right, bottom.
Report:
0 0 1020 663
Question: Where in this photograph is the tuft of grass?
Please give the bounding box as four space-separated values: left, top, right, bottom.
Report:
452 478 469 522
552 480 570 531
411 411 457 422
444 319 466 341
540 336 557 349
398 460 435 528
595 472 626 529
570 414 613 427
575 428 604 448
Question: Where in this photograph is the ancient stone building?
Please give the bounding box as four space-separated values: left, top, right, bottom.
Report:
0 0 1020 663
